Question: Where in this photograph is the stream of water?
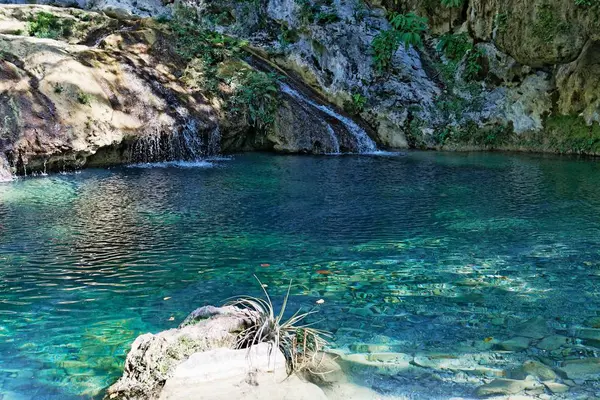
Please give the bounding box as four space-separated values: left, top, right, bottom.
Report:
2 152 600 399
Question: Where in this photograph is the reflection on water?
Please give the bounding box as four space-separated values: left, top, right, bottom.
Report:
2 152 600 398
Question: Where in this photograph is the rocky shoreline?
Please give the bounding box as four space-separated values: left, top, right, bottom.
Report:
104 304 600 399
1 0 600 180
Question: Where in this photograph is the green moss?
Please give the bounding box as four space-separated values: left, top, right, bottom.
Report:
543 115 600 153
532 4 568 42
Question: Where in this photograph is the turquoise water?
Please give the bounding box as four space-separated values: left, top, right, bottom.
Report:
2 152 600 398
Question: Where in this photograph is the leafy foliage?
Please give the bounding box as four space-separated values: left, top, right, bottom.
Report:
344 93 367 115
463 48 485 81
230 71 281 130
28 12 74 39
371 12 428 73
388 12 428 49
371 30 400 73
436 32 471 61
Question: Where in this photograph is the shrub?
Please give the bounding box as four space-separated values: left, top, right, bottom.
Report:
228 277 330 372
28 12 74 39
344 93 367 115
437 32 472 61
372 12 428 73
231 71 281 130
77 91 91 105
464 48 485 81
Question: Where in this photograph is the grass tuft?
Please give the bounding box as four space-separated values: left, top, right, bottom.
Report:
227 276 330 373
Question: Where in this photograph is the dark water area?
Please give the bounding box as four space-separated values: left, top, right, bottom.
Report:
2 152 600 399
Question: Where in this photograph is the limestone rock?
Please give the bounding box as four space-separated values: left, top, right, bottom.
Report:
515 316 550 339
0 154 12 182
585 317 600 329
543 381 569 394
575 328 600 342
556 40 600 125
105 306 259 399
158 343 328 400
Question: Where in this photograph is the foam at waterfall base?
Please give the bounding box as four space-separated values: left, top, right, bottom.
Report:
127 160 215 169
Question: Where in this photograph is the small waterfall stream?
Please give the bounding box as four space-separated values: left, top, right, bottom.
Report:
279 83 377 154
129 120 220 164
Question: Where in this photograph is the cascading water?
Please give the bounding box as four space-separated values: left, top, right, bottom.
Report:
279 83 377 153
326 125 341 154
129 119 220 165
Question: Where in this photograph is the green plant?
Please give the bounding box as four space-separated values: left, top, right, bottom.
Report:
371 30 399 73
230 71 281 130
436 32 472 61
344 93 367 115
440 0 463 32
295 0 319 25
228 277 329 372
575 0 599 6
154 14 170 24
388 12 428 49
77 91 91 105
315 11 340 25
28 11 74 39
371 12 428 73
464 48 485 81
54 84 64 94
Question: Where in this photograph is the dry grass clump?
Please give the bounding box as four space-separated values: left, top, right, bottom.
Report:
227 276 330 373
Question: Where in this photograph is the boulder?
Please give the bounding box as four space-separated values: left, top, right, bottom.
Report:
158 343 328 400
105 306 259 399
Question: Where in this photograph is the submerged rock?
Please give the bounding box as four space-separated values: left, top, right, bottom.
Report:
475 377 542 397
559 358 600 381
536 335 569 351
508 360 557 381
496 337 531 352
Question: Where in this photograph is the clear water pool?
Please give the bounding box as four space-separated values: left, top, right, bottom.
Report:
2 152 600 399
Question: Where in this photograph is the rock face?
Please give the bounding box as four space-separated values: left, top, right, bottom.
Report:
3 0 600 177
0 6 225 177
0 5 384 180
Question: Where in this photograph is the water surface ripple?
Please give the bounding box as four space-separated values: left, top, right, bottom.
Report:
2 152 600 398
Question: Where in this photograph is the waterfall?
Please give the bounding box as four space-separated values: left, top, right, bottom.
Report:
326 125 341 154
129 119 220 164
279 83 377 153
